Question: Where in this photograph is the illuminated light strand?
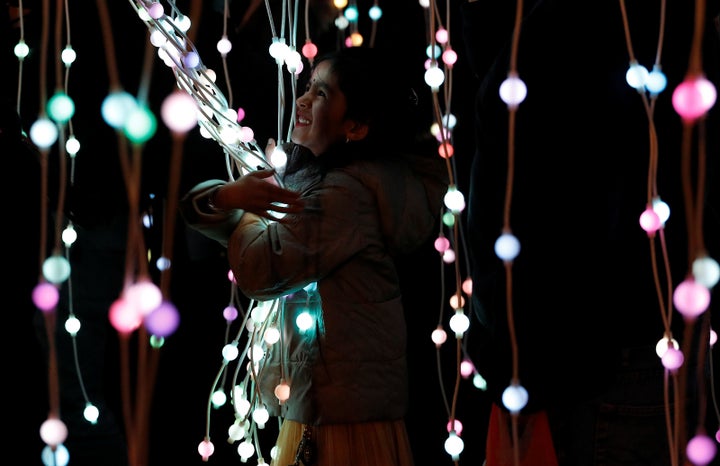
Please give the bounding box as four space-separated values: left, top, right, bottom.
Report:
421 0 474 462
128 0 277 183
127 0 311 462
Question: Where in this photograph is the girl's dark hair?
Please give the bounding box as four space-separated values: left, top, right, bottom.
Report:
312 47 420 149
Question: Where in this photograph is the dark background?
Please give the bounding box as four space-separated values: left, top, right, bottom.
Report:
6 1 486 465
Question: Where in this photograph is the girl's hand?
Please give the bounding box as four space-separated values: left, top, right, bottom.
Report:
213 168 304 221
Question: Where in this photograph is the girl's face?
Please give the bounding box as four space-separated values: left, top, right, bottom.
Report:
292 61 353 156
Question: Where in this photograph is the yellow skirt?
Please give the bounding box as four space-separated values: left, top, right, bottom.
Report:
270 419 415 466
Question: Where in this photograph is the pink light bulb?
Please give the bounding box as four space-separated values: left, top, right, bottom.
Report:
198 438 215 461
686 433 717 466
661 346 684 371
39 417 68 447
673 278 711 319
435 28 449 44
302 40 318 61
442 48 457 67
109 297 143 335
432 326 447 346
147 2 164 19
460 359 474 378
33 282 59 312
672 76 717 121
161 90 198 133
434 235 450 253
144 300 180 337
639 205 661 235
446 418 464 436
223 305 238 321
462 278 472 295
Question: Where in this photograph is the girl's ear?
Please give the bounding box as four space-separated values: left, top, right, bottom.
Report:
344 120 369 142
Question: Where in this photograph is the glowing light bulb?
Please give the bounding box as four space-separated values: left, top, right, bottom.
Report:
449 309 470 336
639 205 661 234
144 300 180 337
651 197 670 224
495 232 520 261
40 417 68 447
109 297 143 334
434 235 450 253
431 326 447 346
14 39 29 59
264 326 280 345
124 105 157 144
438 141 454 159
102 91 137 129
449 294 465 309
147 1 164 19
302 40 318 61
161 90 198 133
274 381 291 402
217 36 232 56
64 315 81 336
661 346 684 371
252 405 270 428
673 278 710 319
693 255 720 289
460 359 474 378
212 390 227 408
444 186 465 213
499 72 527 108
424 62 445 90
502 383 528 413
33 282 59 312
473 372 488 390
672 75 717 121
198 439 215 461
228 420 247 441
442 248 456 264
65 135 80 156
30 117 59 149
237 440 255 461
344 5 359 21
268 37 288 64
43 254 71 284
686 433 717 466
223 343 240 361
61 45 76 66
462 278 472 295
83 403 99 424
646 65 667 95
174 14 191 32
296 311 314 331
442 48 457 67
444 431 464 460
61 224 77 246
655 336 679 358
124 279 162 316
335 15 349 30
442 212 455 227
223 305 238 322
41 443 69 466
368 5 382 20
435 27 448 44
625 61 649 90
426 44 442 60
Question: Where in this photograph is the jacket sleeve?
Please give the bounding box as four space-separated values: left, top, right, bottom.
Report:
227 174 373 300
179 179 244 248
